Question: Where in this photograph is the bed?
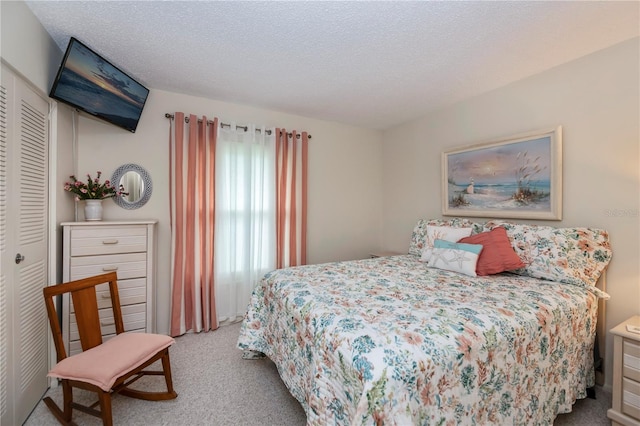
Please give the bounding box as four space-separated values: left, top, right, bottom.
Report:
237 218 612 425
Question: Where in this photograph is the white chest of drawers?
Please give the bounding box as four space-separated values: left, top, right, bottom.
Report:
609 315 640 426
61 220 158 355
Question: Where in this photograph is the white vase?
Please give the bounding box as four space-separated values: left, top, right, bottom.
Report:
84 199 103 221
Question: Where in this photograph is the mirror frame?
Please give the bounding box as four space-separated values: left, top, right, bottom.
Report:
111 163 153 210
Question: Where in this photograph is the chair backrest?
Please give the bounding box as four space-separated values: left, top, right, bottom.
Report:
43 272 125 362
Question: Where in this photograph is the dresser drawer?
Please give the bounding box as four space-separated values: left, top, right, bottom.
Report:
70 226 148 256
70 278 147 312
69 252 147 280
623 377 640 420
62 221 157 356
69 303 147 341
69 329 145 356
624 339 640 382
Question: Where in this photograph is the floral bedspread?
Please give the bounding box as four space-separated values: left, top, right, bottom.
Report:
237 255 600 425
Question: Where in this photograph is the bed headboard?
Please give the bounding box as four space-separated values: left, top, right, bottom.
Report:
596 270 607 385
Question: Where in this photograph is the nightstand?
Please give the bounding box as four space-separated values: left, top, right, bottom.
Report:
369 251 403 259
608 315 640 426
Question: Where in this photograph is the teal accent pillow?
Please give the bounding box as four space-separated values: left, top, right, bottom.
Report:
433 239 483 254
428 239 483 277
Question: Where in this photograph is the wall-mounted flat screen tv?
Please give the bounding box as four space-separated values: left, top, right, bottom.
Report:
49 37 149 133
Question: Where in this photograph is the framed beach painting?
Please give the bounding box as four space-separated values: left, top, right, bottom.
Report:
442 126 562 220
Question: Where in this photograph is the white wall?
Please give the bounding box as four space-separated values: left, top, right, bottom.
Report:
1 0 384 337
76 89 384 334
6 0 636 391
1 1 60 94
381 37 640 388
51 105 75 282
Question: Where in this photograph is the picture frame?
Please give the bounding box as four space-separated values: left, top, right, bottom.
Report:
442 126 562 220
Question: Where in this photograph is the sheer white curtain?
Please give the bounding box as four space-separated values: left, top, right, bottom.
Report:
215 124 276 322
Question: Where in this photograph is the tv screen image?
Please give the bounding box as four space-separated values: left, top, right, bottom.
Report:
50 37 149 132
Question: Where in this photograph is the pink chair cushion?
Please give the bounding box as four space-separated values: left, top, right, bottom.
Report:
48 332 175 391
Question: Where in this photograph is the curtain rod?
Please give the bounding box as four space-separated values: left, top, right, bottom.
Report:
164 113 312 139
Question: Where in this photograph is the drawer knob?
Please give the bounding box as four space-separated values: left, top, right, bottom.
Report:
101 294 111 299
100 320 115 326
102 239 119 245
102 266 118 272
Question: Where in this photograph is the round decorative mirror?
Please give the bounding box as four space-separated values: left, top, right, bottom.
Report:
111 164 152 210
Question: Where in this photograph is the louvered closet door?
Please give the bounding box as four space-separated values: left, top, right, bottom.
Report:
0 64 50 426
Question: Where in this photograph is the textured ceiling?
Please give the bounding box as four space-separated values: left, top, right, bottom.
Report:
25 1 640 130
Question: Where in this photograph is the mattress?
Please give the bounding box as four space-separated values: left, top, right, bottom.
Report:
237 254 600 425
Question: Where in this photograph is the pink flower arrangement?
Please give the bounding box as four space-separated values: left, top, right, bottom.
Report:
63 171 128 200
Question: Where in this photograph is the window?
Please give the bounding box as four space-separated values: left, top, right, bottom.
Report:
214 126 275 321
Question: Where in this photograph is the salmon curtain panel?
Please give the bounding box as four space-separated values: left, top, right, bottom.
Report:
276 129 309 268
169 112 218 336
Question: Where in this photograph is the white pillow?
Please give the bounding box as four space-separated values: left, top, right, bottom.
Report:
427 240 483 277
420 225 473 262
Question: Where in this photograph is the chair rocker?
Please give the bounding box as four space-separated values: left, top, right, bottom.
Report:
42 272 177 425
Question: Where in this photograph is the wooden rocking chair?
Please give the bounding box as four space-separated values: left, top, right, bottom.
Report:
42 272 177 425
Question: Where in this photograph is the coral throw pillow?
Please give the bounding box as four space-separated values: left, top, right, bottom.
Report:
458 227 525 276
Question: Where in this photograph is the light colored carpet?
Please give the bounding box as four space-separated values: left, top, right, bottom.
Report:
25 322 611 425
